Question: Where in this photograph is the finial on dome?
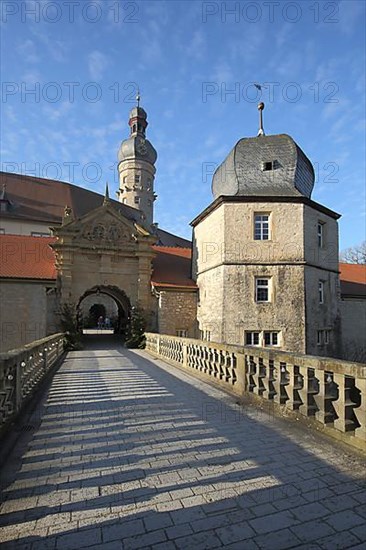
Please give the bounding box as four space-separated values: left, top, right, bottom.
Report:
257 102 265 137
136 88 140 108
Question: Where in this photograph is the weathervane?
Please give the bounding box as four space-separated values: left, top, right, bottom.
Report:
254 83 267 137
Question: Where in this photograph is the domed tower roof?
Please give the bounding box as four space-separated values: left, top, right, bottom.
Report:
212 133 315 200
118 101 157 165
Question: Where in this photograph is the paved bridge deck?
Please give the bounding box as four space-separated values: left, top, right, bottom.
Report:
0 339 365 550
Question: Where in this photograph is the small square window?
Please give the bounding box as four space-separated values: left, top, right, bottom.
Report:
134 196 140 204
245 332 260 345
256 278 270 302
262 161 274 171
264 331 279 346
135 175 140 183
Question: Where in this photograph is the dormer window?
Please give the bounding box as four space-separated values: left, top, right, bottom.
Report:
262 161 275 171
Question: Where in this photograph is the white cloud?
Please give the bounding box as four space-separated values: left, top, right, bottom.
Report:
88 51 110 81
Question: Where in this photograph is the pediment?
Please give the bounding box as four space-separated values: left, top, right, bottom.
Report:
53 202 152 248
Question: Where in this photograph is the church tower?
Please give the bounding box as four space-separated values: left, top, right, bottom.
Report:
117 96 157 225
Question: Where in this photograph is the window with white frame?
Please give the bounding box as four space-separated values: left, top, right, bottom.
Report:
176 329 188 338
317 222 324 248
256 278 270 302
245 332 260 345
319 280 324 304
254 214 270 240
264 331 279 346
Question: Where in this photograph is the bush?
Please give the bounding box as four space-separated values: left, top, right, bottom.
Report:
125 306 146 349
59 302 83 350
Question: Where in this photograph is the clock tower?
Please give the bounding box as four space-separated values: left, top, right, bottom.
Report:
117 96 157 226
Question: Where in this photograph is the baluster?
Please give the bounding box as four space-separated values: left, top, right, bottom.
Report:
260 358 269 399
354 377 366 441
313 369 331 425
333 374 357 433
272 361 281 404
298 367 317 417
252 356 260 395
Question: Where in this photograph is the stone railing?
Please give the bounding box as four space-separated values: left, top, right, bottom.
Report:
145 333 366 451
0 333 65 432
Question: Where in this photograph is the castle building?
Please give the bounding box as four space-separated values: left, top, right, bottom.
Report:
0 102 365 360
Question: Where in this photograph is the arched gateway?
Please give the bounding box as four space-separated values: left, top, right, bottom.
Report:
51 192 157 333
78 285 131 334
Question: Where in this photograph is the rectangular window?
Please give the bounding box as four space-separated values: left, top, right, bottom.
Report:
319 281 324 304
317 222 324 248
134 196 140 204
204 330 211 342
254 214 270 240
262 161 276 171
134 175 140 183
245 332 260 345
264 331 279 346
256 278 270 302
317 330 330 345
176 329 188 338
31 231 51 237
0 228 5 234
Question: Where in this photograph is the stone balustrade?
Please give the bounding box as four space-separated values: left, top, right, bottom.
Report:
145 333 366 451
0 333 65 433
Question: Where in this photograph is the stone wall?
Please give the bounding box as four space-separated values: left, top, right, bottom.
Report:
193 199 340 355
339 299 366 362
0 280 51 352
157 289 198 337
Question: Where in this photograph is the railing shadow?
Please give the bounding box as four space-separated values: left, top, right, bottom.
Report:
0 345 365 549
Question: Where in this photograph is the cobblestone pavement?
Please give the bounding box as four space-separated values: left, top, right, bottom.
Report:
1 340 365 549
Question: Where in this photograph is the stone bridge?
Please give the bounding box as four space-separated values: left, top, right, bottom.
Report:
0 334 365 549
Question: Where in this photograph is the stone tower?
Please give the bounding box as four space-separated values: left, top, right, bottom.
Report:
117 99 157 225
192 104 341 357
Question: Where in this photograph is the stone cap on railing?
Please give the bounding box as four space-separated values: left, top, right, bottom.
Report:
145 332 366 379
0 333 65 362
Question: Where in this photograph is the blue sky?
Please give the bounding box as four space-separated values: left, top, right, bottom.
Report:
1 0 365 249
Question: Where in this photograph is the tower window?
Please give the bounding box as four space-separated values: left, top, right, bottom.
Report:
245 332 260 345
256 278 270 302
132 124 137 133
134 196 140 204
254 213 270 240
317 222 324 248
123 176 127 183
319 281 324 304
135 175 140 183
262 161 276 171
264 331 279 346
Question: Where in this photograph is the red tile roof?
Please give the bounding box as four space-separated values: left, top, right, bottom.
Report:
152 246 197 289
0 235 364 297
0 235 56 280
339 263 366 284
339 263 366 298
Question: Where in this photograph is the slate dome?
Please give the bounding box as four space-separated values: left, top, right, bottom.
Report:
212 134 315 199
